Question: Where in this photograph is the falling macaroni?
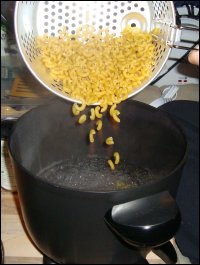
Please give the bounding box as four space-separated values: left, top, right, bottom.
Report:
108 159 115 171
89 129 96 143
94 106 103 119
78 114 87 124
113 152 120 165
96 120 102 131
106 137 114 145
90 108 96 120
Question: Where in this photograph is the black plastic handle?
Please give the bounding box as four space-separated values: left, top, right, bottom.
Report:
104 191 181 248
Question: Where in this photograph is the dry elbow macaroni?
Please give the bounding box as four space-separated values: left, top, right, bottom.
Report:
37 25 155 106
94 106 103 119
113 152 120 165
89 129 96 143
106 137 114 145
37 25 156 171
108 159 115 171
90 108 96 120
96 120 102 131
78 114 87 124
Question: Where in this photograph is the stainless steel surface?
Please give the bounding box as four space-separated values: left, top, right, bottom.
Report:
14 1 176 103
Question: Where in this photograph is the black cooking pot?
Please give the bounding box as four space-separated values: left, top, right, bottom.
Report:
8 98 187 264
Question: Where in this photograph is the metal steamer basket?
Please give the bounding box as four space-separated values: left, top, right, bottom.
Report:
14 1 177 104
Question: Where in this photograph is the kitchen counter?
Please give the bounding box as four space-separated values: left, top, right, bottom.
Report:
1 189 43 264
1 188 167 264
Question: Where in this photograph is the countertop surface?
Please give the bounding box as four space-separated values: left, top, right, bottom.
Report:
1 189 43 264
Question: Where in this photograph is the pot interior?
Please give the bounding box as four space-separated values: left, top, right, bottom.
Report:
9 98 187 191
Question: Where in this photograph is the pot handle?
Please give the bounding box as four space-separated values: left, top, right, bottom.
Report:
104 191 181 248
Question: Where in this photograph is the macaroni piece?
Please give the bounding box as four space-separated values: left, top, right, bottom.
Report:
90 108 95 120
113 152 120 164
106 137 114 145
112 111 120 123
94 106 103 119
108 159 115 170
78 114 87 124
72 103 80 116
89 129 96 143
96 120 102 131
100 104 108 113
110 104 117 116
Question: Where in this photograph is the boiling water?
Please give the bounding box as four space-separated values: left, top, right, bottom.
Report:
37 155 154 191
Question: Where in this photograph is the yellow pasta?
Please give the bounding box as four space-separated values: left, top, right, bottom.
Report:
90 108 95 121
89 129 96 143
113 152 120 165
108 159 115 170
100 104 108 113
105 137 114 145
94 106 103 119
96 120 102 131
112 111 120 123
109 104 117 116
36 25 156 107
78 114 87 124
72 103 80 116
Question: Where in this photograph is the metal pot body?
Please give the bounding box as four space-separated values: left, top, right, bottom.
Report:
8 99 187 264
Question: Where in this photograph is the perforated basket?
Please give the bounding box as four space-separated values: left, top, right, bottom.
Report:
14 1 176 104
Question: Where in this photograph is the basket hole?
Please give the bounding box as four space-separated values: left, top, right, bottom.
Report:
140 7 145 11
127 6 131 10
131 23 137 27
